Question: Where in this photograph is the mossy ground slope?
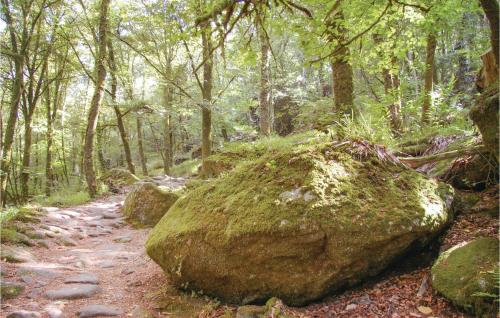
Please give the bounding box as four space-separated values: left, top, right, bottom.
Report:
146 140 454 305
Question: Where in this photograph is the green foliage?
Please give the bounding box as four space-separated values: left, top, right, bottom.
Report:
39 190 91 207
473 267 500 303
170 159 201 177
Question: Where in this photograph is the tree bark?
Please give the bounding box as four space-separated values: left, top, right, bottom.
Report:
0 0 27 206
45 84 53 196
162 83 173 175
107 38 135 174
83 0 110 198
327 10 354 115
136 117 148 176
421 33 437 125
382 60 403 135
479 0 499 67
200 24 213 177
258 15 271 136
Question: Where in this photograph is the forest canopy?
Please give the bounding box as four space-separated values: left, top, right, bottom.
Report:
0 0 496 204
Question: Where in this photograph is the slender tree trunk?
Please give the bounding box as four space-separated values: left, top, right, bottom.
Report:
136 117 148 176
421 33 437 125
258 16 271 136
382 60 403 134
200 25 213 177
83 0 110 197
162 84 173 174
45 87 53 196
107 38 135 174
479 0 499 67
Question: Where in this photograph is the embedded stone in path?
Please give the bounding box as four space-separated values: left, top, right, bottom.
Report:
6 310 41 318
99 260 115 268
1 246 36 263
45 284 101 300
102 212 118 219
64 272 99 285
76 304 123 317
113 236 132 243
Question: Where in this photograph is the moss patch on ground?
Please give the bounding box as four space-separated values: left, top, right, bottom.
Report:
431 237 499 317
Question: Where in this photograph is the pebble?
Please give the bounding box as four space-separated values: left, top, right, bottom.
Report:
44 284 101 300
76 304 123 317
121 268 134 275
345 303 358 311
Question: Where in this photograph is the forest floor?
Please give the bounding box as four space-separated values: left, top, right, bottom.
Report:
0 179 497 318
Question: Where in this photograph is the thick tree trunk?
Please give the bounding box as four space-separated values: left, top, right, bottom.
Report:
107 38 135 174
421 33 437 125
1 57 24 206
479 0 499 67
83 0 110 198
258 17 271 136
327 10 354 115
200 25 213 177
136 117 148 176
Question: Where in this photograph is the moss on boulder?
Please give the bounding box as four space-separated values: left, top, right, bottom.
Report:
100 168 140 191
203 131 327 177
146 142 454 306
431 237 499 317
122 182 181 227
469 86 499 161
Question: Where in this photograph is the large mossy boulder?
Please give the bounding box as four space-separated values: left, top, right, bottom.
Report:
122 183 181 227
146 142 454 306
431 237 499 317
101 168 140 192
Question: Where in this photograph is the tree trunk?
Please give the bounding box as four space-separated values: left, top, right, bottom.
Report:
96 124 107 173
83 0 110 198
327 10 354 115
200 25 213 177
258 16 271 136
107 38 135 174
162 83 173 175
136 117 148 176
1 56 24 206
45 89 53 196
421 33 437 125
382 61 403 135
20 118 33 200
479 0 499 67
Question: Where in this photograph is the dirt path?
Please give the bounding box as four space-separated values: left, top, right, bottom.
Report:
1 177 186 318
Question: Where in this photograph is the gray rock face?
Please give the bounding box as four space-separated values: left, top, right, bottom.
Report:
64 272 99 285
77 305 123 317
44 284 101 300
6 310 41 318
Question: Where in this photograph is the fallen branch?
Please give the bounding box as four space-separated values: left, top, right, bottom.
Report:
399 144 487 168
